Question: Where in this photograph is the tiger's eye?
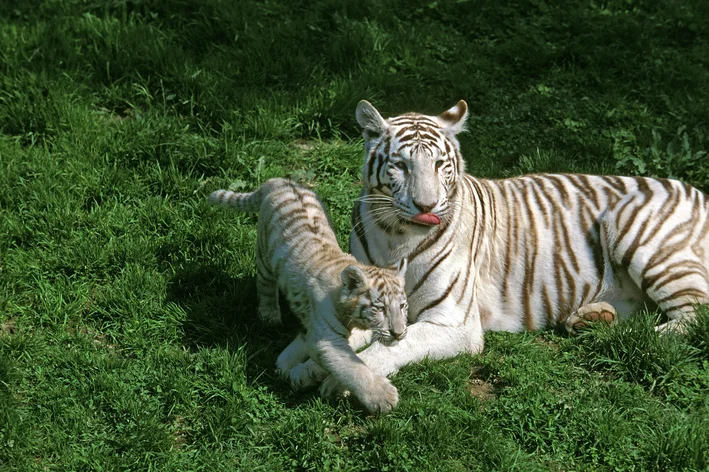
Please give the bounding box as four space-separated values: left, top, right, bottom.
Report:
435 160 445 170
394 161 408 172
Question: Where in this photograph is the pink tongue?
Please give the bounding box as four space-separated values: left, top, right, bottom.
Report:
411 213 441 226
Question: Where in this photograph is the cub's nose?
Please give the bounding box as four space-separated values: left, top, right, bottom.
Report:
391 328 407 341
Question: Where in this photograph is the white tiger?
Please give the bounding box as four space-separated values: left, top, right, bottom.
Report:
209 178 408 414
314 99 709 390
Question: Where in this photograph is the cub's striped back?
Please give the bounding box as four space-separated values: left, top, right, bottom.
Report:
209 178 409 414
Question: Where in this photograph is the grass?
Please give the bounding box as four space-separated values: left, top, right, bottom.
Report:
1 0 709 470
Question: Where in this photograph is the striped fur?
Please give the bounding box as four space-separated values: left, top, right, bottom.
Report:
341 100 709 381
209 178 408 414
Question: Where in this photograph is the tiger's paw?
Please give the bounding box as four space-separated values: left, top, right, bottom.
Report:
566 302 617 335
258 307 282 326
319 375 351 399
289 363 321 391
356 375 398 415
656 317 691 334
276 353 297 377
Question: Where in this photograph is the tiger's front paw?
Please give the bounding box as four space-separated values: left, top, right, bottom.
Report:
318 375 351 399
288 360 328 392
288 363 318 391
276 353 296 379
357 375 398 415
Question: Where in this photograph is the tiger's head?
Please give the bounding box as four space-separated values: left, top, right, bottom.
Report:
338 259 408 345
356 100 468 229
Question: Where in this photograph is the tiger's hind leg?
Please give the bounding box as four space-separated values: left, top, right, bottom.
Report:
615 233 709 333
565 302 618 336
255 247 282 325
641 265 707 334
620 248 707 333
599 191 709 334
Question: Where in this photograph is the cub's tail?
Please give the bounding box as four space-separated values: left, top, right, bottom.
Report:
208 188 263 213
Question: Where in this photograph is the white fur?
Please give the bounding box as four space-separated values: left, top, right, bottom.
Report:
210 179 408 414
335 102 709 384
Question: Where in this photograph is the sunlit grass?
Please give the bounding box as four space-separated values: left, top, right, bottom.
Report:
1 0 708 470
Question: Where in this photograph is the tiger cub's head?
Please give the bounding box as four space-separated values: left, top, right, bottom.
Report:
338 259 408 345
356 100 468 229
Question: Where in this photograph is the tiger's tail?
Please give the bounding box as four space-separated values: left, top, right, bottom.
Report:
208 188 264 213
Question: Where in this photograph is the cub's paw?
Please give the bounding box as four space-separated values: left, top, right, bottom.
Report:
258 307 282 326
357 375 398 416
319 375 351 400
276 350 302 376
276 361 292 380
288 361 327 392
566 302 617 335
275 362 292 382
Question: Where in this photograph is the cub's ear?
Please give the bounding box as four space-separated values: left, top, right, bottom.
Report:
356 100 389 141
395 258 408 279
438 100 468 136
341 265 369 291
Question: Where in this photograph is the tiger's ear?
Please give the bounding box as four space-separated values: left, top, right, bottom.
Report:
438 100 468 135
341 265 369 291
395 258 408 279
356 100 389 142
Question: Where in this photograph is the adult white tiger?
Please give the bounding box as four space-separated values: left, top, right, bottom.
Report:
320 99 709 388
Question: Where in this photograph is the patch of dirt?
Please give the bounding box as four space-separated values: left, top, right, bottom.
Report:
0 319 17 336
66 320 117 351
531 334 561 350
170 415 189 451
288 168 317 186
469 379 496 401
91 331 117 351
96 107 136 124
468 366 502 401
291 140 316 151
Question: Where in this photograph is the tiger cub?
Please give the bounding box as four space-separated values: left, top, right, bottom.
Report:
209 178 408 414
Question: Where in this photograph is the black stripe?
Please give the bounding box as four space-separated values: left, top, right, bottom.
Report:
655 288 707 305
351 201 374 264
407 223 448 263
410 244 453 295
366 147 379 180
456 180 479 305
418 273 460 317
375 153 388 187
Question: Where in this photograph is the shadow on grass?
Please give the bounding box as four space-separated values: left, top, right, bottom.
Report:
166 262 310 405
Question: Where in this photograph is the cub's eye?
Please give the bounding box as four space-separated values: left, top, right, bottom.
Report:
435 160 445 170
393 161 408 172
371 304 384 313
400 302 408 311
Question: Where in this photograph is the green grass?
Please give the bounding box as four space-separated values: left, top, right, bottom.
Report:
1 0 709 470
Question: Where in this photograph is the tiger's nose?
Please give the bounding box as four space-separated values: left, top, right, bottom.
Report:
391 328 406 340
413 200 435 213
